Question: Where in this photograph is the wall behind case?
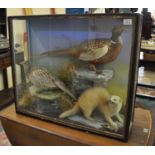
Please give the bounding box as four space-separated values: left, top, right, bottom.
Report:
28 17 133 101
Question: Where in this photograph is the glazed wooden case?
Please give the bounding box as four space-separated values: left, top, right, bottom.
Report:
9 14 142 141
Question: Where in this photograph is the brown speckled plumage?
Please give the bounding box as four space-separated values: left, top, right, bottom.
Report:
41 26 126 71
27 67 76 100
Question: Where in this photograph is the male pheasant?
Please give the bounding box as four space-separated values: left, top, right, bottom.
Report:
41 26 126 71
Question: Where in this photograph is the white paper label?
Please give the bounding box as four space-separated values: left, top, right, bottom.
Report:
123 19 132 25
143 128 149 133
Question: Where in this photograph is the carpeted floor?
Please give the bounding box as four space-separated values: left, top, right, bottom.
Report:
136 97 155 145
0 122 11 146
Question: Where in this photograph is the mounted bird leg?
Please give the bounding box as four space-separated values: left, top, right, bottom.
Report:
89 64 103 74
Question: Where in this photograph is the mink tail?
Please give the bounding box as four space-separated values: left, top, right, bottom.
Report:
59 102 79 118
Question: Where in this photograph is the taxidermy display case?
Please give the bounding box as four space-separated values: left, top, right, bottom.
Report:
9 14 142 141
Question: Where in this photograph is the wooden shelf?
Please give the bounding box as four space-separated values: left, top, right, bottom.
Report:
139 60 155 70
0 51 11 70
141 48 155 53
136 83 155 100
0 50 23 110
0 9 12 110
137 83 155 89
136 93 155 100
0 88 14 110
138 42 155 99
139 59 155 63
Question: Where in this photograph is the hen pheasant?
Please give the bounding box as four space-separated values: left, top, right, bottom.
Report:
41 26 126 71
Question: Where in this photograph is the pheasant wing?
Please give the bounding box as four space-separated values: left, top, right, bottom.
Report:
78 39 109 61
79 45 109 61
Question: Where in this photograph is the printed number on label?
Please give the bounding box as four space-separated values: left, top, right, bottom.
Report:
123 19 132 25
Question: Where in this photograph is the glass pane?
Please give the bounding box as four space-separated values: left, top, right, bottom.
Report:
10 15 139 140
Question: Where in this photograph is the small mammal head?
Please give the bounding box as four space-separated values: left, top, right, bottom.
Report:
109 95 123 109
111 95 122 104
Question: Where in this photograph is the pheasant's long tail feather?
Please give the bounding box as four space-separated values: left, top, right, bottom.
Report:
59 103 79 118
54 81 76 100
40 48 77 57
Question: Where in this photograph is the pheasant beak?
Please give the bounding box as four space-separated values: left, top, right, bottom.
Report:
112 26 127 35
